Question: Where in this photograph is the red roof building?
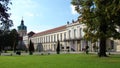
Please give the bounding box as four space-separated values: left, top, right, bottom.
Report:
32 25 66 37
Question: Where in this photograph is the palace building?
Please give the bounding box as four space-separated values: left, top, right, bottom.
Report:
29 19 95 52
23 18 120 52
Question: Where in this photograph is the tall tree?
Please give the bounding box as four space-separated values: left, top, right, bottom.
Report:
0 0 12 53
10 29 19 52
29 40 34 55
0 30 4 52
56 40 60 54
71 0 120 57
0 0 13 31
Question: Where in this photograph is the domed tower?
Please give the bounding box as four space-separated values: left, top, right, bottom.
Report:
18 18 27 37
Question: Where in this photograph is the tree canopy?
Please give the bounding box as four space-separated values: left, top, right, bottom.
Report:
0 0 13 31
0 0 14 53
10 29 19 51
71 0 120 57
0 29 19 52
72 0 120 41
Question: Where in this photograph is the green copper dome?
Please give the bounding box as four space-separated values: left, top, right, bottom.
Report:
18 19 27 30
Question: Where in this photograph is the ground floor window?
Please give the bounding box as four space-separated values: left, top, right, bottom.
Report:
111 40 114 49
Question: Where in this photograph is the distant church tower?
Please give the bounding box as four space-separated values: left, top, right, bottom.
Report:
18 18 27 37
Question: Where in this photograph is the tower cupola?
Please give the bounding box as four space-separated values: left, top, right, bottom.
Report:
17 18 27 37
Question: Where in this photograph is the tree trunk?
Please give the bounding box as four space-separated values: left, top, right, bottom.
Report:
13 41 16 53
98 38 108 57
98 19 108 57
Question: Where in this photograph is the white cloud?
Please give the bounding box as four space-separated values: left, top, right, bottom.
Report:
12 0 38 9
70 5 78 15
24 12 42 18
25 12 34 17
21 0 38 8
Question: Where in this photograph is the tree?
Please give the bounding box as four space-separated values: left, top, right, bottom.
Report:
56 40 60 54
29 40 34 55
3 31 10 52
9 29 19 52
0 0 13 31
0 0 12 53
0 29 18 53
71 0 120 57
0 30 4 52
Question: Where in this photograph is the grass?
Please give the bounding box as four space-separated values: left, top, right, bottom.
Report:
0 54 120 68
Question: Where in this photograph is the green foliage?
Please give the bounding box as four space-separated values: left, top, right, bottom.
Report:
0 29 19 51
71 0 120 42
28 40 34 55
9 29 19 51
71 0 120 57
0 0 13 31
0 0 13 51
56 40 60 54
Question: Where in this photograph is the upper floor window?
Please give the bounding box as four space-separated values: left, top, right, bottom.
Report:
57 34 59 40
80 28 82 38
69 30 71 39
51 35 53 42
48 36 50 42
64 32 66 40
54 34 56 42
45 36 47 42
38 38 40 43
60 33 62 41
74 29 76 38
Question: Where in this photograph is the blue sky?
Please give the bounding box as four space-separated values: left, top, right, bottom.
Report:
9 0 79 33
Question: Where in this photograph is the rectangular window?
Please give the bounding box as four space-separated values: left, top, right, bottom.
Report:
45 36 46 43
64 32 66 40
57 34 59 41
74 29 76 38
46 36 48 42
80 28 82 38
69 30 71 39
51 35 53 42
111 40 114 49
60 33 62 41
49 36 50 42
54 34 56 42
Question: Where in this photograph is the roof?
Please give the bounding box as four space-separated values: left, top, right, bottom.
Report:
32 25 66 37
18 19 27 30
28 31 35 37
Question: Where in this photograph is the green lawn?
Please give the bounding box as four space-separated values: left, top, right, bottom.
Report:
0 54 120 68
